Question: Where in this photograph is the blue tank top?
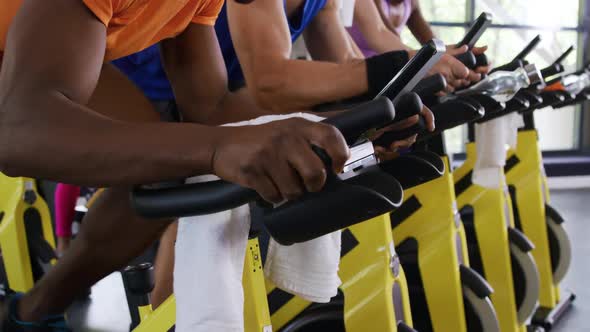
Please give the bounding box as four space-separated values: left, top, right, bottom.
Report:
215 0 327 83
111 44 175 101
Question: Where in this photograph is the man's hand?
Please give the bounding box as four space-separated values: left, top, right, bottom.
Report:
430 45 471 92
369 105 434 159
212 118 350 203
374 134 417 160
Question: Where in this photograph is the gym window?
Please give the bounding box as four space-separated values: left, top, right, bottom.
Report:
401 0 587 155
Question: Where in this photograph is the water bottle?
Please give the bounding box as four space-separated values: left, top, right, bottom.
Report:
562 72 590 94
458 63 542 102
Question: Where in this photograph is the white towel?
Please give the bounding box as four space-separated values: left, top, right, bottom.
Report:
175 112 342 332
472 112 522 189
175 200 250 332
506 113 524 150
265 231 342 303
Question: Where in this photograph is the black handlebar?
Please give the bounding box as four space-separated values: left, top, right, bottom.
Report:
514 35 541 62
554 45 575 65
490 59 524 74
377 39 445 103
540 63 564 79
475 53 489 68
490 36 540 74
414 74 447 98
456 52 477 69
132 97 396 219
373 93 424 147
132 180 257 219
457 12 493 49
323 97 396 145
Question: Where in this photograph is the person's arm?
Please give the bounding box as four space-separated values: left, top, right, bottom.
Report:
227 0 369 112
0 0 216 186
160 23 352 201
160 25 275 124
406 0 434 44
302 0 361 62
350 0 409 53
0 0 349 202
347 33 366 58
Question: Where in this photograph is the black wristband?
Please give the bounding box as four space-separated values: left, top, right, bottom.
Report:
312 50 410 110
365 50 410 98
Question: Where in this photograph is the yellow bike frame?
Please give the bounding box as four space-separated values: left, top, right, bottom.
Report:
0 174 55 293
391 157 471 332
268 214 413 332
454 143 527 332
505 127 574 328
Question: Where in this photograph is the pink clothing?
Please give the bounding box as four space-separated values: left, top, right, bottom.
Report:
55 184 81 238
347 0 413 57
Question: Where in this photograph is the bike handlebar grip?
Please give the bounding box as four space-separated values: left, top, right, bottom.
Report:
514 35 541 61
540 63 564 79
373 117 426 148
554 45 575 65
490 59 524 74
351 93 422 148
131 97 399 219
475 53 489 68
413 74 447 98
322 97 395 145
455 51 477 69
132 181 257 219
392 92 423 120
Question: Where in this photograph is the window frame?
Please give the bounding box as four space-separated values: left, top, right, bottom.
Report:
425 0 589 157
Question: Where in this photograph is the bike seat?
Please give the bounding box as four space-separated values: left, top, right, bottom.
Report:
378 152 444 189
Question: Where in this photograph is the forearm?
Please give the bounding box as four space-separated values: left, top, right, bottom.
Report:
0 91 221 186
246 57 368 112
367 29 410 54
205 88 281 125
408 11 435 44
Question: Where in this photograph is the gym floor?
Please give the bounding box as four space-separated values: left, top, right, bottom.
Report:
68 189 590 332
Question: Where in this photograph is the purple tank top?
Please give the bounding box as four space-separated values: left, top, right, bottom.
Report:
347 0 413 57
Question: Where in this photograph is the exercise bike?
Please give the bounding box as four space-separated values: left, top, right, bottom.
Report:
124 95 418 332
368 12 501 332
0 175 57 297
121 40 453 332
502 46 581 330
453 38 551 332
